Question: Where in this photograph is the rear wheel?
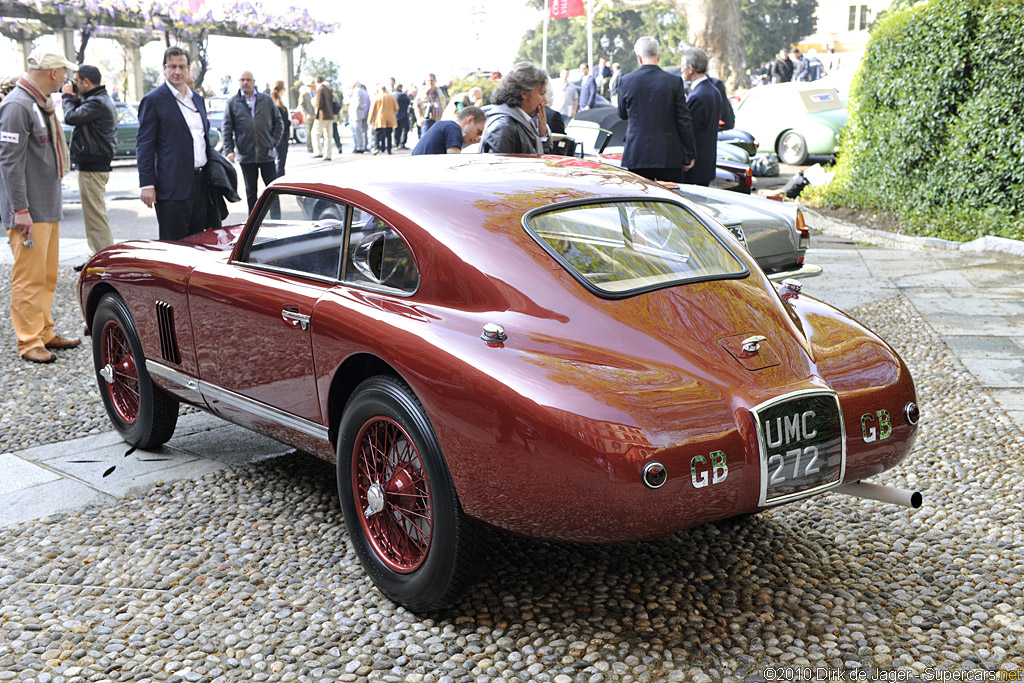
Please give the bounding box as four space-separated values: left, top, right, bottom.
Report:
92 293 179 448
778 130 808 166
337 376 481 612
293 125 307 145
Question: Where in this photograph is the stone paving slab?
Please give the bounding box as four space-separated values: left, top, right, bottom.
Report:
42 445 224 499
943 335 1024 359
0 453 61 495
0 478 112 528
0 411 291 528
807 213 1024 437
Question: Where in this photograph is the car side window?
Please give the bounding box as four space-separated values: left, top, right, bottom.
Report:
344 208 419 294
117 105 138 125
244 193 346 280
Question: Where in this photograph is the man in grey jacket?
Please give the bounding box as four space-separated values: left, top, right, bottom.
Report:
222 70 284 213
0 47 82 363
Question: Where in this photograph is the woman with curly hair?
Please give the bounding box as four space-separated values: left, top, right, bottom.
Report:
479 61 550 155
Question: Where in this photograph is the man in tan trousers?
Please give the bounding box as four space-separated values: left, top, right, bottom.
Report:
0 47 82 363
311 76 333 161
61 64 118 270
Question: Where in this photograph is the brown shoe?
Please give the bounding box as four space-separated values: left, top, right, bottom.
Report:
44 335 81 350
22 347 56 363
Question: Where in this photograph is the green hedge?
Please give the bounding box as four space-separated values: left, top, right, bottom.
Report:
811 0 1024 241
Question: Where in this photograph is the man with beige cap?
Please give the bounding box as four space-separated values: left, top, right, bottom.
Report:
0 46 81 364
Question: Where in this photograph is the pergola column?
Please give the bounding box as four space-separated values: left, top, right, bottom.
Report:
14 35 31 71
57 28 74 60
128 42 144 102
280 43 295 108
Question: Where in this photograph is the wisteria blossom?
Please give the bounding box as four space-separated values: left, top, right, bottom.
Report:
2 0 336 43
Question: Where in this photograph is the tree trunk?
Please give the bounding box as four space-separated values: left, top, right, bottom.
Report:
683 0 746 91
616 0 747 91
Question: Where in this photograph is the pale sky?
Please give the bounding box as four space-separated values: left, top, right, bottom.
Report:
0 1 545 96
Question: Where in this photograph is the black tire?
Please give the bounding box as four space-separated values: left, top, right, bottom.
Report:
293 125 307 145
337 376 481 612
778 130 809 166
92 293 179 449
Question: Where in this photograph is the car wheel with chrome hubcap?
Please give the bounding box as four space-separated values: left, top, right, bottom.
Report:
778 130 809 166
92 293 179 448
337 376 481 612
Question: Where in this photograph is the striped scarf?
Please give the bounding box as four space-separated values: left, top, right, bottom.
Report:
16 76 70 178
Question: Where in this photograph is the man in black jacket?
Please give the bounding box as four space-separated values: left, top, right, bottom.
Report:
61 64 117 259
222 70 284 213
617 36 695 183
770 49 793 83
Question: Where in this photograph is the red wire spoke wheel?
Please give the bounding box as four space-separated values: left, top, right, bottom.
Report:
99 317 140 424
91 294 179 449
352 417 433 573
337 376 482 612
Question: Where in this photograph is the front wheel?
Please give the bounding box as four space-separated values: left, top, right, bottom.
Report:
778 130 809 166
337 376 481 612
293 125 307 145
92 293 179 448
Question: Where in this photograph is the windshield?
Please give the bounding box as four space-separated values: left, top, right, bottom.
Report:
526 200 747 296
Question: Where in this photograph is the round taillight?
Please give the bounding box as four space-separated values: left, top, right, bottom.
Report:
642 461 667 489
905 402 921 426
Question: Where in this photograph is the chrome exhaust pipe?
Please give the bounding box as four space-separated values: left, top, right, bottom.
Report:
835 481 922 509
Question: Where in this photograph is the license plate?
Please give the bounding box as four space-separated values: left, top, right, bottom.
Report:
752 390 846 506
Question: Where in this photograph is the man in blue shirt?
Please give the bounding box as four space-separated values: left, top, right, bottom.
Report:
411 106 485 155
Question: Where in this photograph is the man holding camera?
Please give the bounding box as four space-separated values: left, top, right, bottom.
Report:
61 64 118 264
0 47 81 364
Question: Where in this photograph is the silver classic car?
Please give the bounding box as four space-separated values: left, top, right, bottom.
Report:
671 183 821 281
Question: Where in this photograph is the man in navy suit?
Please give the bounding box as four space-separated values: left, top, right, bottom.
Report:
137 47 212 240
578 63 597 111
681 47 723 187
617 36 696 183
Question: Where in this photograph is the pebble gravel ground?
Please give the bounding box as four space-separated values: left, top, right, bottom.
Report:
1 264 1023 682
0 266 109 455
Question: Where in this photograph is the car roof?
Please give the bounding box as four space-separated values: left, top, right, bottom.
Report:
271 155 671 232
740 83 843 112
268 155 697 306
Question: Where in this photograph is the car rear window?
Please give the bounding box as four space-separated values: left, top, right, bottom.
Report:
526 200 747 296
799 89 844 112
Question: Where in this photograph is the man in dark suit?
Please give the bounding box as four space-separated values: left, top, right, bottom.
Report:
578 63 597 111
137 46 213 240
708 75 734 130
617 36 696 183
681 47 723 187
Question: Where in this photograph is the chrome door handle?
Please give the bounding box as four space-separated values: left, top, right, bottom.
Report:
281 307 310 331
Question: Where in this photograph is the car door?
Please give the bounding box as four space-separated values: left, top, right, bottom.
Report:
188 192 348 429
115 103 138 158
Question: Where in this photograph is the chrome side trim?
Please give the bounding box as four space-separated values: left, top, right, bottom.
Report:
148 360 198 391
767 264 823 282
147 361 330 442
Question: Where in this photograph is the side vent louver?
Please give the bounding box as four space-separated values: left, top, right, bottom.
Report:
155 301 181 365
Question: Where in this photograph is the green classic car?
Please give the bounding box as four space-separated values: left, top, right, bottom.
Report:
62 101 221 160
732 83 847 166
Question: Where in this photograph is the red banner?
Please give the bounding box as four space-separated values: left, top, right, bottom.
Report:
550 0 585 19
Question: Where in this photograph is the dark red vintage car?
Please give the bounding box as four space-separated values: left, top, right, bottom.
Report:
78 155 921 612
